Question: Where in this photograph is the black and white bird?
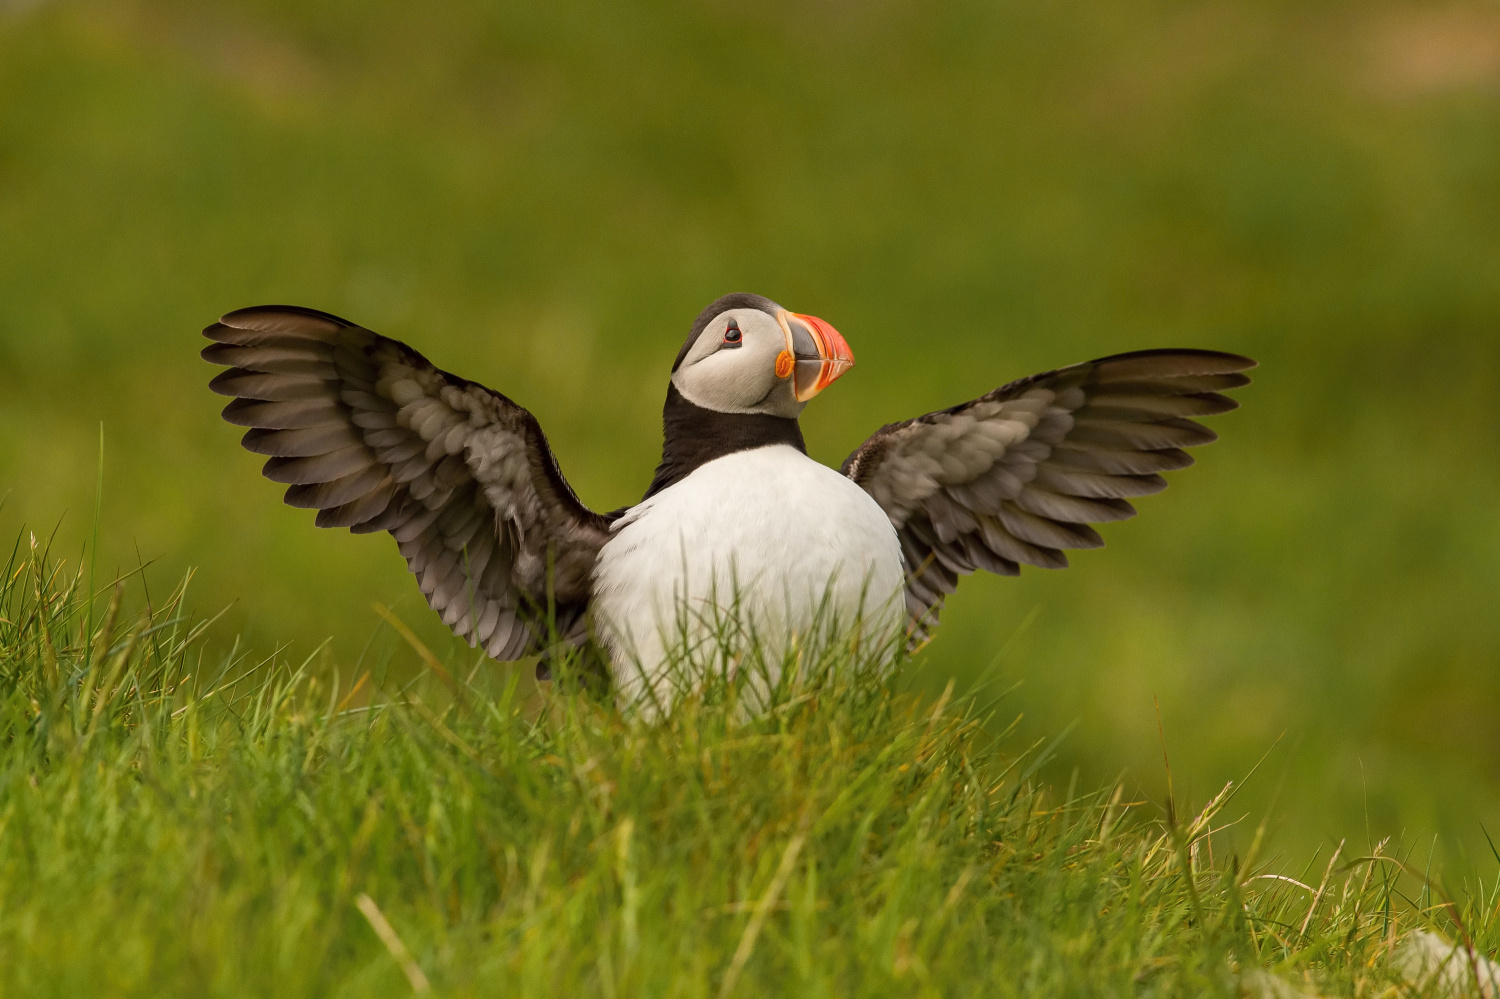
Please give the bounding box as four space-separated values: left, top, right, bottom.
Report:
203 294 1254 701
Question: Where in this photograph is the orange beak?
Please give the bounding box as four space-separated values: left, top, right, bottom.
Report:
778 310 855 402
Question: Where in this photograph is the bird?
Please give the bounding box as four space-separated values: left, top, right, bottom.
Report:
202 293 1254 705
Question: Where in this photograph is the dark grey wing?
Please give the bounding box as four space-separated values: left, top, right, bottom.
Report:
841 349 1256 645
203 305 611 660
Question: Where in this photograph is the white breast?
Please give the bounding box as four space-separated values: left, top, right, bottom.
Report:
591 445 906 707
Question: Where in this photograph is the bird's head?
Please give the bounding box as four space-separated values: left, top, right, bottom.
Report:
670 293 854 419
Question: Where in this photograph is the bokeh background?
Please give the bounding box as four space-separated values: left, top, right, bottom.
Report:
3 0 1498 866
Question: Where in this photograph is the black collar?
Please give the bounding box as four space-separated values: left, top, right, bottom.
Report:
641 384 806 499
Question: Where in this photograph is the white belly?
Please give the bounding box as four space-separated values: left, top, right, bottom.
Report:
591 445 906 707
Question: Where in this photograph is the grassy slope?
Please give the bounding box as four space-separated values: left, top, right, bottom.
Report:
4 542 1491 997
2 0 1499 867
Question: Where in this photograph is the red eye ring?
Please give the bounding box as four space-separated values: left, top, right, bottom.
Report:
723 320 742 344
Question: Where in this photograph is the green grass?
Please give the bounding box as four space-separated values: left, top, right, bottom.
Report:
5 3 1500 990
5 536 1495 997
3 0 1500 867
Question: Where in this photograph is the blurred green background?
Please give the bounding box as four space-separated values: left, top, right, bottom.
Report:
3 0 1498 865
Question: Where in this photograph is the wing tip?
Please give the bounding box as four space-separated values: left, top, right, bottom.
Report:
206 366 248 397
1092 347 1257 371
222 303 353 327
203 305 355 342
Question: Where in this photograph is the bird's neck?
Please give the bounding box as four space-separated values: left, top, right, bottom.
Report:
642 384 806 500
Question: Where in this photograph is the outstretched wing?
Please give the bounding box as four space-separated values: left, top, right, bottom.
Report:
841 349 1255 644
203 305 611 660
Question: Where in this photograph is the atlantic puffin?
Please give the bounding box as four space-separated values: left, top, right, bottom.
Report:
203 294 1254 701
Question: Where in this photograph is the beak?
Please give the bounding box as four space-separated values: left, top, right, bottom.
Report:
778 310 855 402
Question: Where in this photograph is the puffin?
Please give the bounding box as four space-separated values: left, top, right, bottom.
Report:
203 294 1254 703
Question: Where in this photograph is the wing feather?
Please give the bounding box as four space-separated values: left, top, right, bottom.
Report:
1047 445 1193 475
221 397 347 429
204 305 610 662
241 424 363 457
843 348 1255 643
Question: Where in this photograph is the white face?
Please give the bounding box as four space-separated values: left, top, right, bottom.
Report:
671 307 804 419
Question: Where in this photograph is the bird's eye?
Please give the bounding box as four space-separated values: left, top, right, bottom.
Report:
723 320 742 345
